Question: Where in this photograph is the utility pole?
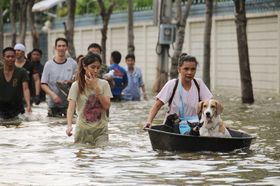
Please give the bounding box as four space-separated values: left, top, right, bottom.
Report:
153 0 174 93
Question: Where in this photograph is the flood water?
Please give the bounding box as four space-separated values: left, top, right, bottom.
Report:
0 89 279 185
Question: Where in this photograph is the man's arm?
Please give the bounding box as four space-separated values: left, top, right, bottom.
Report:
22 81 31 112
122 71 128 89
33 73 41 96
41 84 62 104
141 84 148 100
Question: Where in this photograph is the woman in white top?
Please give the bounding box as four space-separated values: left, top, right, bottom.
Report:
146 53 213 128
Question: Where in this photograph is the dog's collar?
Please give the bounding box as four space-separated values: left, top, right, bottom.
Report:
206 121 220 131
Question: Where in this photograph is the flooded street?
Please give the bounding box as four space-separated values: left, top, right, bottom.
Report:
0 90 279 185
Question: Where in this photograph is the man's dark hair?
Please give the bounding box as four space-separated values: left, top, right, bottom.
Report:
111 51 122 64
125 54 135 61
27 48 43 60
2 47 15 56
87 43 102 52
31 48 43 56
55 37 68 47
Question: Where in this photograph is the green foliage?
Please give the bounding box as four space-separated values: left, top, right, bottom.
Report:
73 0 153 16
0 0 9 7
76 0 99 15
57 4 68 17
114 0 128 10
134 0 153 8
1 0 11 23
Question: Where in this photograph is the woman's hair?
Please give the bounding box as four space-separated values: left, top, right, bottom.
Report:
178 53 198 67
76 52 102 94
76 54 84 64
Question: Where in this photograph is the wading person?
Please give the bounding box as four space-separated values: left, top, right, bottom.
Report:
0 47 31 119
122 54 147 101
108 51 128 101
66 52 112 146
41 38 77 117
146 53 213 130
27 48 45 104
87 43 102 55
14 43 41 106
87 43 108 78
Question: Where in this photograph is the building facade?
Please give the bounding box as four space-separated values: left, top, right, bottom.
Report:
3 0 280 93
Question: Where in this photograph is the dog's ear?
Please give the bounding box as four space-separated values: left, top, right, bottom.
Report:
197 101 204 115
216 100 224 115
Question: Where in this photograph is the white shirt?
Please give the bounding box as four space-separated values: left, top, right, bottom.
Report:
156 78 213 119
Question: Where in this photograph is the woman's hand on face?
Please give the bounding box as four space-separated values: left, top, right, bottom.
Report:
85 72 98 87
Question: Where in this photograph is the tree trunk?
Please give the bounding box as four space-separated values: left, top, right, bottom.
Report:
153 47 169 93
233 0 254 103
97 0 116 64
127 0 135 55
27 0 39 49
10 0 17 46
202 0 213 89
0 4 3 53
18 0 28 45
153 0 173 93
170 0 192 79
64 0 76 59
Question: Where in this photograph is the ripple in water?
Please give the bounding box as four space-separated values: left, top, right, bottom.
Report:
0 91 279 185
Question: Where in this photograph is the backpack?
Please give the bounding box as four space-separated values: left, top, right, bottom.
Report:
168 78 201 108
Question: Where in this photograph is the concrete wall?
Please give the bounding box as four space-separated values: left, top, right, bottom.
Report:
3 5 280 94
186 12 280 93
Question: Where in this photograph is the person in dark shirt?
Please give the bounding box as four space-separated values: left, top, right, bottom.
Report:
0 47 31 119
27 48 45 103
14 43 41 105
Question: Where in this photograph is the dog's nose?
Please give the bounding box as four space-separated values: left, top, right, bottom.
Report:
206 112 210 117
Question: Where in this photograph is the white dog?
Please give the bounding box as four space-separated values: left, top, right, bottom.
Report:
197 99 232 138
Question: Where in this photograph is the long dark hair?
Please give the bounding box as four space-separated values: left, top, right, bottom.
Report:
76 52 102 94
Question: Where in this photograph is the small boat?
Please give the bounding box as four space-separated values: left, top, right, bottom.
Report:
145 125 256 152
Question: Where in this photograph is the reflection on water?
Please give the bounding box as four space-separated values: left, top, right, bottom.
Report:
0 89 279 185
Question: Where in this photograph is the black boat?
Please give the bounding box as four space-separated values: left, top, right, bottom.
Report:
145 125 255 152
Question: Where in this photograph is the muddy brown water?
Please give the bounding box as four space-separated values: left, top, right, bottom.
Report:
0 90 279 185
